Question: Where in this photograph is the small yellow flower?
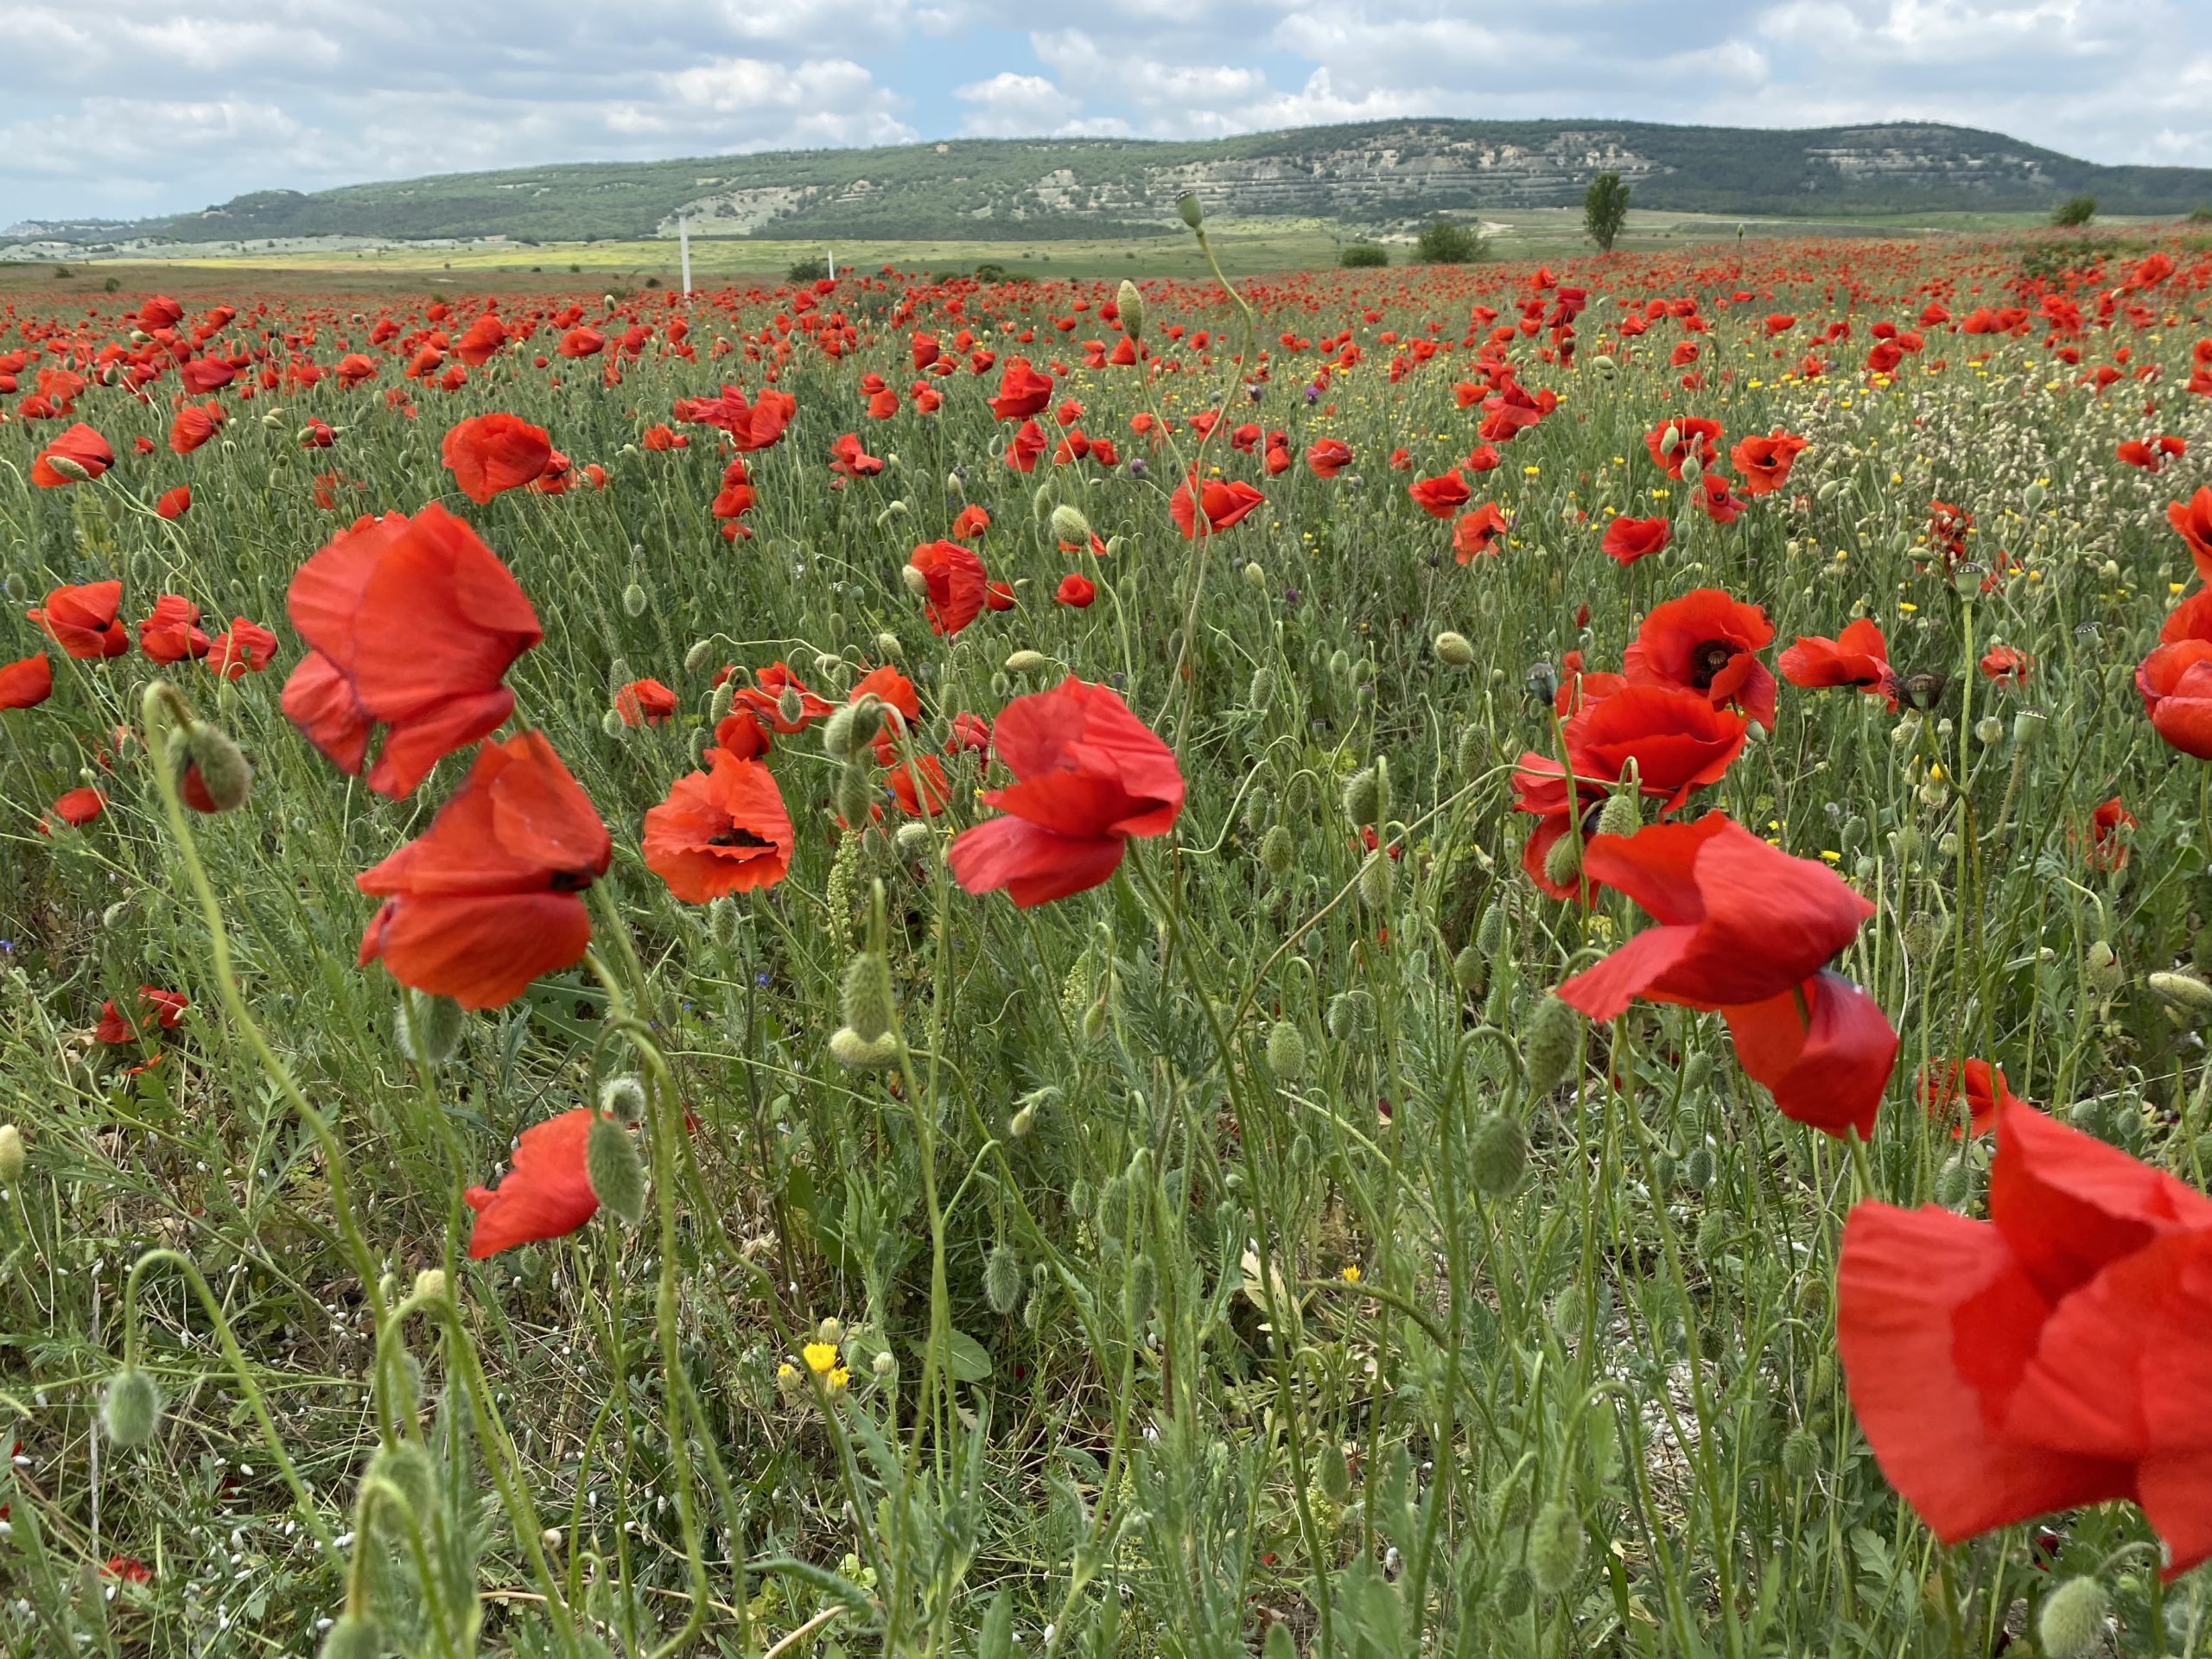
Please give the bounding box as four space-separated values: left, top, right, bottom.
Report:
804 1341 841 1376
1898 601 1918 614
1340 1265 1362 1283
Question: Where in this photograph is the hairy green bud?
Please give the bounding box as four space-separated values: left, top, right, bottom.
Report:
1433 630 1475 667
1596 790 1640 839
830 1027 903 1069
1259 823 1295 878
2037 1577 2108 1659
584 1114 647 1225
1116 279 1145 340
840 950 898 1043
1520 993 1580 1095
1526 1500 1586 1596
0 1123 24 1184
984 1243 1023 1316
1467 1113 1528 1198
1265 1020 1308 1080
103 1365 162 1447
320 1618 384 1659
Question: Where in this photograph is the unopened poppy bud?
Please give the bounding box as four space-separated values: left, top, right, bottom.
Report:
2024 481 2047 514
1592 353 1617 374
396 988 466 1065
1009 1103 1035 1138
840 950 898 1042
874 632 902 660
984 1243 1023 1315
1467 1112 1527 1197
320 1616 385 1659
2150 970 2212 1015
1265 1020 1307 1080
367 1438 440 1523
1542 830 1581 890
872 1348 896 1376
901 563 931 598
1116 279 1144 339
0 1123 22 1184
1243 561 1266 589
683 639 715 673
894 821 931 859
598 1074 647 1122
779 685 805 726
1659 424 1679 454
601 708 626 738
1596 791 1639 839
1458 724 1488 779
834 762 874 824
708 680 734 722
1780 1426 1819 1481
1476 905 1506 954
2037 1577 2107 1659
1343 762 1383 828
584 1115 646 1225
1526 1500 1585 1595
2086 939 2121 993
1031 483 1054 523
822 699 884 762
1816 477 1843 501
1358 849 1392 909
622 581 648 617
412 1267 448 1305
1521 993 1580 1094
1177 192 1204 230
1933 1159 1972 1208
1679 453 1703 486
1050 504 1092 544
1433 631 1474 666
1452 944 1484 994
1327 989 1371 1040
46 455 93 482
1006 649 1047 674
103 1365 162 1447
814 652 844 684
830 1026 901 1069
178 721 251 811
1974 715 2003 745
1249 665 1277 709
1259 823 1294 877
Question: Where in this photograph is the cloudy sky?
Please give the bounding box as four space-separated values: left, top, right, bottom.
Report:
7 0 2209 224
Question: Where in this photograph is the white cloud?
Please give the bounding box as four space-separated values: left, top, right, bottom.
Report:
954 72 1082 136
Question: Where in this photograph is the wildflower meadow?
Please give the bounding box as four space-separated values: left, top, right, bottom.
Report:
5 213 2212 1656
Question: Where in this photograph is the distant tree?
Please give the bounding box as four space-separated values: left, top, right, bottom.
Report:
2188 207 2212 225
2052 195 2096 227
786 254 830 282
53 265 70 278
1340 243 1389 268
1584 171 1631 252
1414 219 1484 265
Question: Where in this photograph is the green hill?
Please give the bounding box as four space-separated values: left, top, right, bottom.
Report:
13 118 2212 249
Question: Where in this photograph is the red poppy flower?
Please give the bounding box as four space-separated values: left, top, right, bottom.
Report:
95 986 188 1045
641 749 794 902
1559 813 1874 1016
734 663 835 734
169 403 225 454
985 580 1015 611
1573 683 1749 809
1644 416 1721 480
155 486 192 521
2136 639 2212 759
1408 470 1471 518
2084 795 2134 870
1465 443 1502 473
908 540 988 636
1979 645 2031 687
613 677 678 727
44 786 105 832
1928 499 1974 562
440 413 553 504
1169 478 1265 538
1728 429 1808 497
464 1107 603 1257
1837 1098 2212 1579
103 1557 152 1586
676 384 796 452
1055 572 1096 607
283 504 543 798
1452 503 1508 563
29 580 129 659
356 730 608 1008
137 594 211 664
946 711 991 754
1780 620 1894 705
2118 436 2184 473
1306 438 1352 478
206 619 278 679
714 709 772 760
2 650 53 708
948 678 1184 907
1005 419 1046 473
951 504 990 539
1623 588 1776 728
454 313 509 367
557 327 605 359
988 359 1054 422
1601 516 1669 566
31 423 113 487
2167 487 2212 580
1720 969 1898 1138
830 432 883 477
1696 473 1745 524
1918 1058 2028 1136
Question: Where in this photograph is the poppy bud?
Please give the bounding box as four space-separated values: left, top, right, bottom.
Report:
1592 353 1617 374
1467 1112 1526 1197
1433 631 1474 666
103 1365 162 1447
1683 1145 1715 1191
840 949 898 1042
1247 666 1278 710
1526 1500 1585 1596
708 680 735 723
584 1114 646 1225
1358 849 1392 910
1031 483 1054 524
683 639 715 673
1542 830 1582 891
367 1438 440 1524
1343 762 1383 828
834 762 874 824
1243 561 1267 589
1050 505 1092 545
1009 1103 1035 1138
874 632 902 660
894 821 931 860
412 1267 448 1305
1974 715 2003 746
622 581 648 617
984 1243 1023 1315
2037 1578 2108 1659
814 653 844 685
1596 791 1639 839
599 1074 647 1122
320 1617 385 1659
1679 453 1703 486
1177 192 1204 230
1451 944 1484 994
0 1123 22 1184
1005 649 1047 674
1495 1565 1534 1618
1126 1253 1158 1324
1933 1159 1973 1208
2150 970 2212 1016
1258 823 1294 877
1265 1020 1307 1080
830 1026 902 1069
1780 1426 1819 1482
601 709 626 738
822 699 885 762
1116 279 1145 340
395 988 467 1065
2024 481 2047 513
1458 725 1488 779
1659 424 1680 454
1520 992 1580 1095
2086 938 2122 994
46 454 93 482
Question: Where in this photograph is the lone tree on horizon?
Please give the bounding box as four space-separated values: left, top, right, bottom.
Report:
1585 171 1631 253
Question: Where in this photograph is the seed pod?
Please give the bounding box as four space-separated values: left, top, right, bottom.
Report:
0 1123 22 1183
840 950 898 1042
1177 192 1204 229
984 1243 1023 1315
1526 1500 1585 1596
584 1115 646 1225
830 1027 902 1069
1520 993 1580 1095
103 1366 162 1447
1467 1113 1527 1198
2037 1578 2108 1659
1433 631 1474 666
1265 1020 1307 1080
1116 278 1145 340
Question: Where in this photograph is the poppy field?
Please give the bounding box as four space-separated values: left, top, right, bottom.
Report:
5 216 2212 1657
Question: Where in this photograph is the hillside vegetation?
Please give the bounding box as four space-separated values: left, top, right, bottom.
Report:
11 118 2212 251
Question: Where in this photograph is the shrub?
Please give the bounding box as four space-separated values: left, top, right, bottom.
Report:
786 255 830 283
1340 244 1389 268
1414 219 1484 265
2051 195 2096 227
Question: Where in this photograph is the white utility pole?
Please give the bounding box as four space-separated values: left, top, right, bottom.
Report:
679 217 692 296
825 247 835 282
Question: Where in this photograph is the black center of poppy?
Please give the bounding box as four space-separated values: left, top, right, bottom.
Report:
709 827 772 850
548 869 596 893
1692 640 1736 688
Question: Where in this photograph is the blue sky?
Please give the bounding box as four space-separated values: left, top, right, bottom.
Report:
7 0 2210 224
